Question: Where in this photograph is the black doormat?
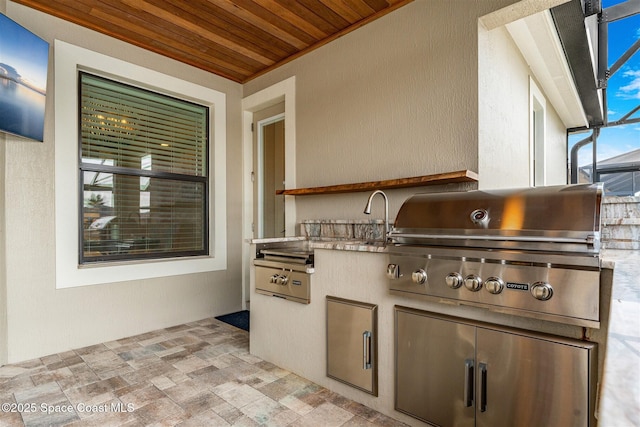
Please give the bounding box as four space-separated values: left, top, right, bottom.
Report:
215 310 249 332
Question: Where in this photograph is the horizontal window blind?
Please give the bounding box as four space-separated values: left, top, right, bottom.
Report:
80 73 207 176
79 72 209 263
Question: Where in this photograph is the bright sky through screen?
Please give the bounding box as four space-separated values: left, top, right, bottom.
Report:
570 1 640 167
603 0 640 157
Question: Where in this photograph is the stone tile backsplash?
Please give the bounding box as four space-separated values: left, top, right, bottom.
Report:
300 220 385 241
601 196 640 250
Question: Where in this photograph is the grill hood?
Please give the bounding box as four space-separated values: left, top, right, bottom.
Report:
390 184 603 254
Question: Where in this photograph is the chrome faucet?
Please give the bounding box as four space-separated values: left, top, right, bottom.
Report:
364 190 389 245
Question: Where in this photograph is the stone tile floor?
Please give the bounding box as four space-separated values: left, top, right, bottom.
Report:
0 318 408 426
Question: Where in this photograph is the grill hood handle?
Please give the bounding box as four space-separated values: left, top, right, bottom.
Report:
389 232 598 247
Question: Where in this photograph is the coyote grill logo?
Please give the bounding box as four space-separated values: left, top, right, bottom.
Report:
506 282 529 291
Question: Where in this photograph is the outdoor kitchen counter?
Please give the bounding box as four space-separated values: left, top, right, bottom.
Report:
248 236 388 253
598 249 640 427
249 239 638 426
311 245 638 426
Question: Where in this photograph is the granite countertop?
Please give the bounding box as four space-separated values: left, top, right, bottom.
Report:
308 239 388 253
249 236 388 253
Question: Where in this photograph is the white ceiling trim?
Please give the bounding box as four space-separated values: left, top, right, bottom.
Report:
506 10 588 128
479 0 570 31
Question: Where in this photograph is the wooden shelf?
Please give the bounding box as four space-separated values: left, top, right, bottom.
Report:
277 170 478 196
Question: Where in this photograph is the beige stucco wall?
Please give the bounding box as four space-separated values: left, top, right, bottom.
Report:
3 1 243 363
0 0 575 364
245 0 484 222
0 0 8 367
0 127 6 367
478 24 531 189
545 104 569 184
243 0 558 224
478 22 568 189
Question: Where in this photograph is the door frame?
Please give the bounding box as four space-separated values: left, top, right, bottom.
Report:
241 77 297 310
254 111 285 239
530 76 547 187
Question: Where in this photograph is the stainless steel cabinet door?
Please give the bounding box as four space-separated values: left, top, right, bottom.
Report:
476 327 595 427
326 297 378 395
395 307 475 427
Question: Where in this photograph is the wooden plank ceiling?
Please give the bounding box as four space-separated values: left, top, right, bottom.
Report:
13 0 413 83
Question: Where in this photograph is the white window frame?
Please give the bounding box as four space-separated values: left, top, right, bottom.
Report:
54 40 227 289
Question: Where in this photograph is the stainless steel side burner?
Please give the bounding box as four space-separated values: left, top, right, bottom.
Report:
253 241 314 304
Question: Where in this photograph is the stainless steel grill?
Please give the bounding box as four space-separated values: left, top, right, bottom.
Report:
386 183 604 327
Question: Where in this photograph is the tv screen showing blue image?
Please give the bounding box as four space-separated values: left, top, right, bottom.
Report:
0 14 49 142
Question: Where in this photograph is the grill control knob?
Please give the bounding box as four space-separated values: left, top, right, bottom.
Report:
412 269 427 284
269 274 279 284
445 273 463 289
275 275 288 285
531 282 553 301
485 277 504 294
387 264 400 279
464 275 483 292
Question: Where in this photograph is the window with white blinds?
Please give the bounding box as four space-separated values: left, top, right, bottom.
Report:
79 72 209 263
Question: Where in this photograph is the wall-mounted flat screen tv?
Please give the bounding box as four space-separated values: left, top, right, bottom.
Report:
0 14 49 142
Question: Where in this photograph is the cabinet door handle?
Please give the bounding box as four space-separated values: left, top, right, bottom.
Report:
464 359 474 407
479 362 488 413
363 331 372 369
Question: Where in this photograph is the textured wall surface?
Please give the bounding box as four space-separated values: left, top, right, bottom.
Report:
545 97 570 184
1 0 578 364
478 23 567 189
478 24 530 189
244 0 493 222
2 1 243 363
244 0 567 222
1 0 8 367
